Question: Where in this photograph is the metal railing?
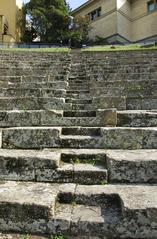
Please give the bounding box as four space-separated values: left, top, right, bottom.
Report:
0 43 68 49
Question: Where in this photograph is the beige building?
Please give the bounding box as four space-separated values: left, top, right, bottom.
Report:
72 0 157 43
0 0 23 43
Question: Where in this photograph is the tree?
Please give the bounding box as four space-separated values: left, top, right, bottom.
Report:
70 16 91 47
24 0 69 43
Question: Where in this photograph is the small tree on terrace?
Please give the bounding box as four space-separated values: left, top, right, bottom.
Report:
24 0 69 43
70 15 91 47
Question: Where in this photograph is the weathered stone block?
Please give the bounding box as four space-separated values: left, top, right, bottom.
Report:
100 128 143 149
117 110 157 127
0 110 41 127
41 110 63 125
0 181 57 233
96 109 117 126
0 97 41 110
106 150 157 183
93 97 126 110
2 127 61 149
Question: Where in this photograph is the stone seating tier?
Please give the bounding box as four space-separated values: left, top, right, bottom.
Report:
0 50 156 239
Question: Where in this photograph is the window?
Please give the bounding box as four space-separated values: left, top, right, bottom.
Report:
91 10 97 21
97 8 102 17
89 7 102 21
147 0 157 12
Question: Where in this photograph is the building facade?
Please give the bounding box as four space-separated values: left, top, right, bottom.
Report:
72 0 157 44
0 0 23 43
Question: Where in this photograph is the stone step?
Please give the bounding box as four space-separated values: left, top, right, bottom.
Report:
72 104 93 110
0 234 47 239
67 90 89 94
90 73 154 81
91 79 153 88
0 97 71 111
0 181 58 233
66 93 91 99
0 149 107 184
0 88 66 98
93 96 126 110
68 83 89 87
68 79 87 84
69 86 89 91
0 109 116 127
117 110 157 127
56 148 157 183
65 98 92 104
0 78 68 86
90 86 153 97
0 181 156 238
2 127 61 149
40 163 108 185
0 110 98 127
0 148 156 184
107 149 157 183
2 127 157 149
63 111 96 117
62 127 101 136
127 97 157 110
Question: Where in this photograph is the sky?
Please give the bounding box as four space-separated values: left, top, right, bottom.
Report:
23 0 87 10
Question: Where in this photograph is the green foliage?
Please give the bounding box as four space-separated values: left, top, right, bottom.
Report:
22 0 91 46
20 235 31 239
21 25 37 43
50 236 66 239
24 0 69 43
82 44 157 52
70 16 91 47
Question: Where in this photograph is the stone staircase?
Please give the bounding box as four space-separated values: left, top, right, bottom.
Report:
0 50 156 239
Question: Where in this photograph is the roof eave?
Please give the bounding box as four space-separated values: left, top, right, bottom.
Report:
71 0 96 15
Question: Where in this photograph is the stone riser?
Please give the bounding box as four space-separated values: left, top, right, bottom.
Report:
0 109 116 127
65 99 92 104
90 87 155 98
0 97 157 111
0 76 69 83
90 79 157 86
0 97 70 111
90 74 155 81
66 93 91 99
117 110 157 127
93 97 157 110
1 127 157 149
0 89 66 98
0 109 156 127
